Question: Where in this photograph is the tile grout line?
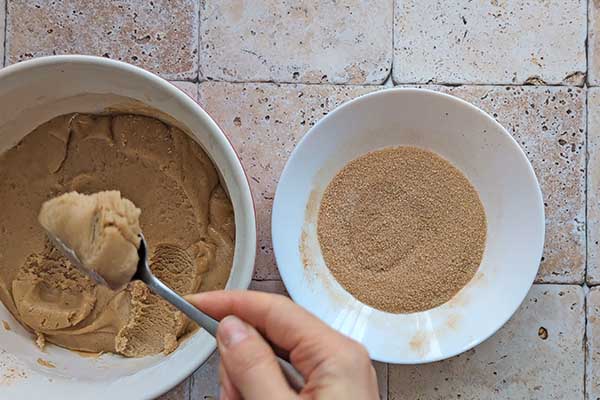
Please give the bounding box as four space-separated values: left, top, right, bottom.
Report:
388 0 394 87
584 89 589 400
586 2 591 287
386 362 390 400
584 283 589 400
3 0 7 67
196 78 200 101
588 0 592 87
170 77 598 88
192 78 589 88
584 0 590 383
533 280 588 285
188 371 193 400
187 371 192 400
585 2 590 394
250 278 283 282
583 0 592 85
196 0 202 100
196 0 202 85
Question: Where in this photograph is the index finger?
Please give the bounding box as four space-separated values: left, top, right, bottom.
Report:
186 290 349 371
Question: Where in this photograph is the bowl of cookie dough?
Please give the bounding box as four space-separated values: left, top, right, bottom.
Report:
0 56 256 398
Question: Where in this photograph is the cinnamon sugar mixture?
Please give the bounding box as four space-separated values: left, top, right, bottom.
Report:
317 147 487 313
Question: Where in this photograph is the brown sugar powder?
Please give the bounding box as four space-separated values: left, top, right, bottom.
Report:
317 146 487 314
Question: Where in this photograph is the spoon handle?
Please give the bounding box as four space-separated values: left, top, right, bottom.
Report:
141 270 219 336
139 267 305 391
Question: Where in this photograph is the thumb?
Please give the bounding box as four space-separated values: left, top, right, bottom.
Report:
217 315 296 400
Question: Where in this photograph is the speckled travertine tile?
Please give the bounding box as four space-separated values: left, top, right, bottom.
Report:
6 0 198 80
374 362 388 400
588 88 600 284
589 0 600 86
199 1 392 84
198 82 378 279
389 285 584 399
191 351 388 399
170 81 198 102
250 279 289 296
394 0 586 85
190 351 220 399
415 85 585 284
587 287 600 399
171 81 198 101
157 378 190 400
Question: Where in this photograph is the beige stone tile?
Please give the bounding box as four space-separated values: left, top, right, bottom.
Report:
416 85 585 283
587 287 600 399
250 279 289 296
374 362 388 400
6 0 198 80
389 285 584 399
157 377 190 400
394 0 586 85
198 82 378 279
199 1 392 84
190 351 220 400
170 81 198 102
588 88 600 284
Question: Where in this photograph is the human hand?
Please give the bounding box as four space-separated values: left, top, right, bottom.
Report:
187 290 379 400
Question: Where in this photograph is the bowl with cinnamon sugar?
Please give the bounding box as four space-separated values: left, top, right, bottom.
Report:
272 88 544 364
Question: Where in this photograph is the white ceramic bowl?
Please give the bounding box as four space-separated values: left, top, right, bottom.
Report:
0 56 256 398
272 88 544 364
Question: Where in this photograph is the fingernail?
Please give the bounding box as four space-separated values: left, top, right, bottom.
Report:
218 316 249 348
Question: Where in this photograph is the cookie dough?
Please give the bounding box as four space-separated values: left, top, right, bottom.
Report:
0 113 235 357
39 191 142 289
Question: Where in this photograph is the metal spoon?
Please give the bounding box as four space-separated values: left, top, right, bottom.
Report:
46 231 305 391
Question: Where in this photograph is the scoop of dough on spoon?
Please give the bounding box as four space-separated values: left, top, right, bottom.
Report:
39 190 141 289
39 190 304 391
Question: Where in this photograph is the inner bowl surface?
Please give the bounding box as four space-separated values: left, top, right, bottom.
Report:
0 56 256 399
272 88 544 364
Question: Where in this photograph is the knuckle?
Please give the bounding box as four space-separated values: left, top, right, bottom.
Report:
226 340 274 377
343 339 371 368
349 339 369 357
264 294 294 322
321 338 371 375
237 354 277 382
271 293 294 307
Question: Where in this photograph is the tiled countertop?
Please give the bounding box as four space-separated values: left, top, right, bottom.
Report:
0 1 596 399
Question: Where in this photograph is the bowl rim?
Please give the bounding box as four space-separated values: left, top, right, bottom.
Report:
272 87 545 364
0 55 257 396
